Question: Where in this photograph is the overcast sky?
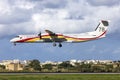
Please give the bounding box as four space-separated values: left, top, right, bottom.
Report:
0 0 120 62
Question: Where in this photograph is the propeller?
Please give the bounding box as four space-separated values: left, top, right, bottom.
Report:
38 32 42 39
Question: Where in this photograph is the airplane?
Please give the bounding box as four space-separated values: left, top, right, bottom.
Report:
10 20 109 47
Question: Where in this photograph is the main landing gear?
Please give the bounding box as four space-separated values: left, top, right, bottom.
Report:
53 42 57 47
53 42 62 47
59 43 62 47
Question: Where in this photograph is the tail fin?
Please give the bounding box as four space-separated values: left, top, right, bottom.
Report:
95 20 109 38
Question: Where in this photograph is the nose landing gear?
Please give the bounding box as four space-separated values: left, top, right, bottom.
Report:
14 43 16 46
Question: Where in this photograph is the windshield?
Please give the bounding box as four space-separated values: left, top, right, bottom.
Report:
15 36 19 37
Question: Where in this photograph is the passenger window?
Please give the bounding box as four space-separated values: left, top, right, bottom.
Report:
20 37 22 39
16 36 19 37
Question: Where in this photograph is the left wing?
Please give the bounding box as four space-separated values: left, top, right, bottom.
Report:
45 30 66 47
45 30 56 36
45 30 59 42
45 30 66 42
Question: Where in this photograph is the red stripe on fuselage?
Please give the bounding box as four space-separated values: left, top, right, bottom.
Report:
64 30 107 41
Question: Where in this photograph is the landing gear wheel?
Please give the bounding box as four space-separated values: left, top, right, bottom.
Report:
53 43 57 47
14 43 16 46
59 43 62 47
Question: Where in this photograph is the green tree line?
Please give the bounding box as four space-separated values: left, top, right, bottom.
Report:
23 60 120 73
0 59 120 72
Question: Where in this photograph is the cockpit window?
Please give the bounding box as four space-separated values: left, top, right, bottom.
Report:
15 36 22 39
15 36 19 37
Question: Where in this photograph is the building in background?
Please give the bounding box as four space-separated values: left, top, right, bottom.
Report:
5 63 24 71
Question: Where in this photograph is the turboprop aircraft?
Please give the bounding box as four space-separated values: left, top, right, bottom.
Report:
10 20 108 47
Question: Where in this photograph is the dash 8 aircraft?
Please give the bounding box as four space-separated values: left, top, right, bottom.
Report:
10 20 109 47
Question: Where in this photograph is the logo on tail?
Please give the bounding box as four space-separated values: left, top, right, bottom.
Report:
95 20 108 32
95 20 109 38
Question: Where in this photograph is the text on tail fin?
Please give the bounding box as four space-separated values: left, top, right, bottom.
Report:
95 20 108 32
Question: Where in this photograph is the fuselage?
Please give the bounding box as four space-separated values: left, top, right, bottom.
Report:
10 31 106 43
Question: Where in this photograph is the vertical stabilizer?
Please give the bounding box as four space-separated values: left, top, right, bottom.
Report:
95 20 109 38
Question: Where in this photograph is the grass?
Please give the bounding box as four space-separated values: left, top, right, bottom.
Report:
0 74 120 80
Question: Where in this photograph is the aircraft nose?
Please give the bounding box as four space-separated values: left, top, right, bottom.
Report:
10 38 16 43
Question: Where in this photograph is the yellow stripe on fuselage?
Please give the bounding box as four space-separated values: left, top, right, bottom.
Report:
42 35 65 38
26 38 40 42
25 35 88 43
25 35 65 42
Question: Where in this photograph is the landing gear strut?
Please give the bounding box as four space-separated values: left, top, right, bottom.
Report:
14 43 16 46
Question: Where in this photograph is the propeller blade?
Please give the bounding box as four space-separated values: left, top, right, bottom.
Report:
38 32 42 39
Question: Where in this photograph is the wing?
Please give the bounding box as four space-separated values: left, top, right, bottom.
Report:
45 30 57 41
45 30 66 42
45 30 55 36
